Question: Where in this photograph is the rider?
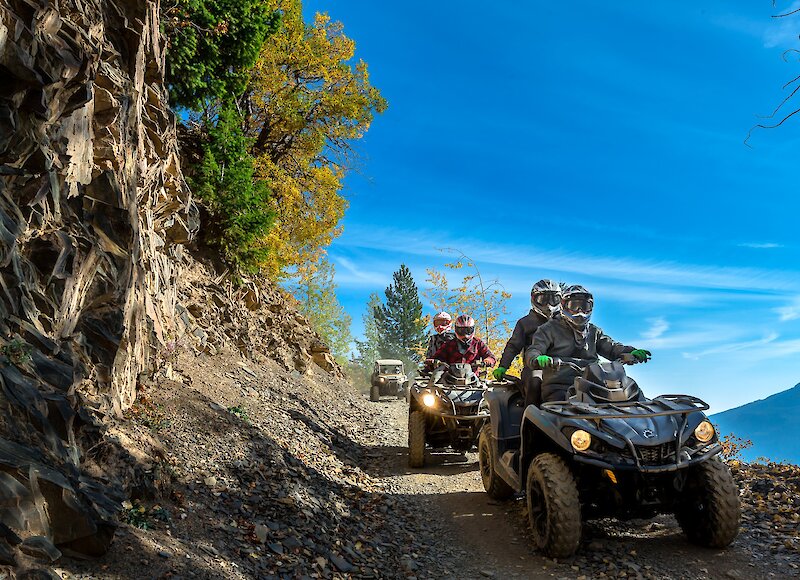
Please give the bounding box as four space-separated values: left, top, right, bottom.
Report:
429 314 496 371
524 285 651 403
493 279 561 407
425 311 455 359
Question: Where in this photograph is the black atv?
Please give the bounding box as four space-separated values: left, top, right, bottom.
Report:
479 357 740 558
407 362 490 468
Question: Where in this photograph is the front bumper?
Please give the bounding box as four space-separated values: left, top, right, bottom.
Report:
573 443 723 473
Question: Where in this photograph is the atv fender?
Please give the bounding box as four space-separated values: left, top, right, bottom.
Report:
519 406 573 480
485 387 524 444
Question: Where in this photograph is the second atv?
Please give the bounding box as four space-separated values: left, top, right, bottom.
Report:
479 358 740 558
407 362 490 467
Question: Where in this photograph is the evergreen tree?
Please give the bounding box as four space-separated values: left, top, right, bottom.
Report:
374 265 426 363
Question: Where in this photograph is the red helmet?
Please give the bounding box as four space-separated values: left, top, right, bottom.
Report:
454 315 475 342
433 311 452 334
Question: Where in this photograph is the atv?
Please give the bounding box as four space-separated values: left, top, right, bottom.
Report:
479 357 740 558
370 359 408 402
407 362 490 467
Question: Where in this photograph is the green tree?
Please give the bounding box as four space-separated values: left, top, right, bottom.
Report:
351 293 384 388
163 0 280 110
191 105 273 272
374 265 426 364
290 259 352 363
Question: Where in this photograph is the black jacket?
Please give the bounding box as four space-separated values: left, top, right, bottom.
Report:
498 309 548 369
425 331 455 359
524 316 635 389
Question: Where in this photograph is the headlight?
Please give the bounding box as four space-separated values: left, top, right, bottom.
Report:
570 429 591 452
422 393 436 407
378 377 385 383
694 421 715 443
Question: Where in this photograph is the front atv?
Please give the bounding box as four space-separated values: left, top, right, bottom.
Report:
407 363 490 467
479 359 740 557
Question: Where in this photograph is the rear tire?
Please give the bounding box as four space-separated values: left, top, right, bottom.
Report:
478 425 514 500
370 386 379 402
408 411 426 468
526 453 581 558
675 457 740 548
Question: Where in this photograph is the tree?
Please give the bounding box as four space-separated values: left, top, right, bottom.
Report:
191 105 273 272
290 259 352 363
374 265 427 364
423 250 513 369
244 1 387 277
351 293 384 389
162 0 280 110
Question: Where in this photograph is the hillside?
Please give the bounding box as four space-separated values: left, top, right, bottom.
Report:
712 384 800 463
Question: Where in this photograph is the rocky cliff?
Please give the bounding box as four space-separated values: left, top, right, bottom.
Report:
0 0 194 565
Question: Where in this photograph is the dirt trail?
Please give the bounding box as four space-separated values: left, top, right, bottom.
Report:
364 398 799 580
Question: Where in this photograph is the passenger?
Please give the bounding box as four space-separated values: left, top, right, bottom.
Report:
492 279 561 407
425 311 455 359
524 285 651 404
430 315 496 371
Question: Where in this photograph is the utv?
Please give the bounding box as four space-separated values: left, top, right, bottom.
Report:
407 362 490 467
370 359 408 402
479 358 740 558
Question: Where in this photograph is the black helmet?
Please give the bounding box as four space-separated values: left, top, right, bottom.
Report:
561 285 593 330
530 279 561 319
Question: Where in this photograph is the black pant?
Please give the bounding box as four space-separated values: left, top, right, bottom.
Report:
519 367 542 408
541 381 570 403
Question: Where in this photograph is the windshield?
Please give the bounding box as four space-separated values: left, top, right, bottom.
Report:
380 365 403 374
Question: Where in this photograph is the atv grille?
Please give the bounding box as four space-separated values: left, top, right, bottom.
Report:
635 442 676 465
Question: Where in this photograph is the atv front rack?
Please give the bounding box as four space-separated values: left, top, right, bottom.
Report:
541 394 709 421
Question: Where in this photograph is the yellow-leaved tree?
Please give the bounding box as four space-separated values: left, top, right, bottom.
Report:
423 250 519 374
243 0 387 277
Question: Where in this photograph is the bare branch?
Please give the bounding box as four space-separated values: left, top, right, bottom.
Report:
772 6 800 18
745 106 800 146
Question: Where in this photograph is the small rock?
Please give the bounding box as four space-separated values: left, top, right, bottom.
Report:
480 571 495 578
268 543 283 555
254 524 268 543
158 551 171 558
204 476 217 487
329 554 353 572
19 536 61 563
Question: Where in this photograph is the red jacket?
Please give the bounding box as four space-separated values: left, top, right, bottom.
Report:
431 337 496 369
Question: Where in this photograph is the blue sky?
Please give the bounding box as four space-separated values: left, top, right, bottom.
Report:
303 0 800 414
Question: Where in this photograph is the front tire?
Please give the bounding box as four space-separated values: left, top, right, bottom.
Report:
408 410 426 467
370 386 379 402
478 425 514 500
675 457 740 548
526 453 581 558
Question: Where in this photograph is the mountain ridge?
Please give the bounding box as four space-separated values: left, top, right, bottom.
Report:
711 383 800 463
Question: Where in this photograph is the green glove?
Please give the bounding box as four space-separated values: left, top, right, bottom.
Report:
535 355 554 368
492 367 506 380
631 349 651 362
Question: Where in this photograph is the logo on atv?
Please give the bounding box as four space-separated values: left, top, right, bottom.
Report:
641 429 655 438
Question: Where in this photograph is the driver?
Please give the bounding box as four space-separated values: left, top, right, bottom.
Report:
429 314 496 371
493 279 561 407
524 285 651 403
425 311 455 359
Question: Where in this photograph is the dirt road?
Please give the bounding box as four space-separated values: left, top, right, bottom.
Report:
363 397 800 580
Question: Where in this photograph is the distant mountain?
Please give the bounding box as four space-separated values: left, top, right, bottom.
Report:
711 384 800 464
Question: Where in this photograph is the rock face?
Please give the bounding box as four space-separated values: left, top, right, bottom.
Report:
0 0 194 560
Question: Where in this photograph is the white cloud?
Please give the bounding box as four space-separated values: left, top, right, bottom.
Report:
738 242 784 249
335 225 800 294
776 296 800 321
683 332 780 360
642 317 669 341
331 255 388 288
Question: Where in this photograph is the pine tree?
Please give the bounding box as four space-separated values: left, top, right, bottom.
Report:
374 265 426 363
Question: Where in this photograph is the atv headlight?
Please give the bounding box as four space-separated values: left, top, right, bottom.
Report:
694 421 715 443
570 429 592 452
422 393 436 407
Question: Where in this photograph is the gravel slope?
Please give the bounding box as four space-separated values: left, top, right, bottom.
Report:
52 350 800 579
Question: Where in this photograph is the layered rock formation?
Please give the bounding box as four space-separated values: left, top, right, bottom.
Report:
0 0 194 562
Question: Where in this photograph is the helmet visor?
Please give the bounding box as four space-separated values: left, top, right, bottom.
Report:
533 291 560 307
455 325 475 339
564 297 593 314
